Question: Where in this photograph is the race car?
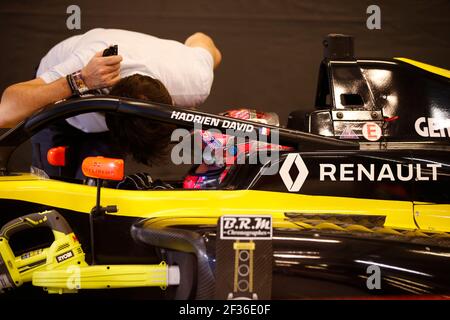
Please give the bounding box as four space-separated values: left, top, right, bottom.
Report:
0 34 449 300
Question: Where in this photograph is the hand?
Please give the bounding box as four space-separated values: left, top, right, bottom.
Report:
81 51 122 90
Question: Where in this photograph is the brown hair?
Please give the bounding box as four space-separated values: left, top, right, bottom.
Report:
105 74 175 164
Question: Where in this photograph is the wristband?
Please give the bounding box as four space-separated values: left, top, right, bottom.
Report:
66 74 77 96
66 70 89 96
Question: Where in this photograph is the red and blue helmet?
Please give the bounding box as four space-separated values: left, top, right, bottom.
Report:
183 108 291 189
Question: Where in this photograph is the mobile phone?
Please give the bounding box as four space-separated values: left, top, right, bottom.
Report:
102 45 118 57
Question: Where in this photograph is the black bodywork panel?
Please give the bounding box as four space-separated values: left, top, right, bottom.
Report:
132 220 450 299
295 58 450 142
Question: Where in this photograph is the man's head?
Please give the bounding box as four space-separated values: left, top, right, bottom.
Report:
105 74 175 164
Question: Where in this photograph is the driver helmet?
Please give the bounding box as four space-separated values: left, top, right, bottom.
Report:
183 108 290 189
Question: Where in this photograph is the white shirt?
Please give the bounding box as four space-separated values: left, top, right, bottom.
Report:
36 28 214 132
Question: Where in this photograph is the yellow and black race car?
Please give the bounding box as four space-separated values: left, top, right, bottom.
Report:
0 35 449 299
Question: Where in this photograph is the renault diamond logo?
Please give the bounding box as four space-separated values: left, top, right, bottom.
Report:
279 153 309 192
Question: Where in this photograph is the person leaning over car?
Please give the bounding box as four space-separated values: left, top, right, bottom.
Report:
0 28 221 178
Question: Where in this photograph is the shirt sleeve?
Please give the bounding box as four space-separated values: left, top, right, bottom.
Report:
37 52 85 84
191 46 214 97
169 46 215 108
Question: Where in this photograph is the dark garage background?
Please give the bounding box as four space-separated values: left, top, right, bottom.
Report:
0 0 449 178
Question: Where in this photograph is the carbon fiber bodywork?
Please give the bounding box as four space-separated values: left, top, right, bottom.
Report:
133 215 450 299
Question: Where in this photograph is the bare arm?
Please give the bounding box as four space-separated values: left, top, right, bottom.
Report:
185 32 222 69
0 77 71 127
0 52 122 128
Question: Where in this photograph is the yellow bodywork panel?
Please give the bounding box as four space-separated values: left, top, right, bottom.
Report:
394 58 450 78
0 174 419 231
0 173 42 182
143 217 302 229
414 203 450 232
